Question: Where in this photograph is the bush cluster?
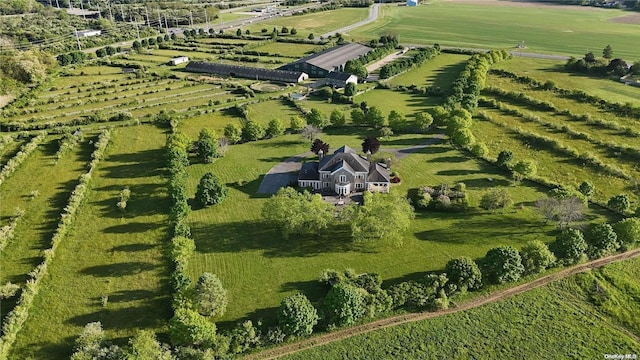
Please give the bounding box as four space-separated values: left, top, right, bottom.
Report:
379 46 440 79
0 133 46 187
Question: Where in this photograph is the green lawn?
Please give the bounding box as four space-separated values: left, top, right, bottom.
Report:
250 42 323 58
386 53 469 89
246 100 300 126
354 89 438 115
183 132 567 326
493 57 640 106
351 3 640 59
9 125 172 360
285 257 640 359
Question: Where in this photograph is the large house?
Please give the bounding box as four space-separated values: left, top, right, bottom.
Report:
298 145 390 195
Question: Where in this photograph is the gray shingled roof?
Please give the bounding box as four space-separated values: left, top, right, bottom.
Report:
185 61 306 83
319 147 369 173
299 162 319 180
288 43 372 71
367 163 391 182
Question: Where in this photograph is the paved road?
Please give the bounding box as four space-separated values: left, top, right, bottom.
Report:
386 132 446 160
320 3 380 39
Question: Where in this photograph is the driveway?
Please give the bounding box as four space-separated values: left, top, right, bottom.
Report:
257 152 311 194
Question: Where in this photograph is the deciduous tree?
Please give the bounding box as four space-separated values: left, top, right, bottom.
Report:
361 136 380 154
483 246 525 284
612 217 640 246
520 240 556 275
587 223 619 259
266 118 285 138
330 109 346 126
445 256 482 292
195 273 228 317
324 283 366 327
196 128 218 163
553 228 587 264
607 194 630 213
278 294 318 336
196 172 228 206
262 187 334 237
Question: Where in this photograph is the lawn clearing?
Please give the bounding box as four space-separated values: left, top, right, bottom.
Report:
351 3 640 59
250 42 323 58
244 8 369 37
284 257 640 359
354 89 439 114
246 100 300 126
184 132 565 326
9 125 171 360
386 53 469 89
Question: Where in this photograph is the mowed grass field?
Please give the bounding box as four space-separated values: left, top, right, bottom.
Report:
285 257 640 359
386 53 469 89
243 8 369 37
9 125 172 360
351 2 640 59
181 127 578 325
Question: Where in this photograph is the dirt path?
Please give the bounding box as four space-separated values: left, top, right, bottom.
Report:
245 247 640 359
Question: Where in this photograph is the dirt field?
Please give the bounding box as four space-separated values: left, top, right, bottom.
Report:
0 95 14 108
609 13 640 24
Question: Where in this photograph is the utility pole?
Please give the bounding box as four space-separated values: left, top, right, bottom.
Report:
157 8 162 32
164 15 169 33
145 7 150 27
189 10 193 27
120 4 125 21
97 3 102 19
74 28 82 50
55 0 60 9
204 8 209 32
107 0 113 21
80 0 86 20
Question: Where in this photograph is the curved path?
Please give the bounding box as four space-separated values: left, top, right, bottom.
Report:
244 247 640 359
256 133 445 194
320 3 381 39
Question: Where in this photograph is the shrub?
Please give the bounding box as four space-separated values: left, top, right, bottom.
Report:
324 283 366 327
483 246 525 284
195 172 228 206
553 228 587 264
278 294 318 336
612 217 640 245
520 240 556 275
444 256 482 292
587 223 620 259
194 273 228 317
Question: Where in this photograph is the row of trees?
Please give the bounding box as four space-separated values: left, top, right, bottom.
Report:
262 188 414 245
379 46 440 79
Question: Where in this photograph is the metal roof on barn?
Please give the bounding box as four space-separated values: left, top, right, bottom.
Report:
286 43 372 71
185 61 307 83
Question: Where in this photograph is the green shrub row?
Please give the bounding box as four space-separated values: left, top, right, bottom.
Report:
0 129 111 360
0 208 25 254
488 68 640 118
477 110 632 181
0 133 46 187
479 100 640 176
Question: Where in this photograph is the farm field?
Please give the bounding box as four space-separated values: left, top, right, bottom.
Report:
8 125 172 360
493 57 640 106
351 2 640 59
284 256 640 359
2 9 640 358
243 8 370 37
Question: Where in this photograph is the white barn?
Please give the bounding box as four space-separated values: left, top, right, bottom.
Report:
169 56 190 66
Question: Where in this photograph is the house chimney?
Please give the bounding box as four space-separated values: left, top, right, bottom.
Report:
366 149 371 162
318 149 324 161
386 157 391 169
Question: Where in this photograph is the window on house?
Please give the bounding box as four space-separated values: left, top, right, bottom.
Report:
339 175 347 183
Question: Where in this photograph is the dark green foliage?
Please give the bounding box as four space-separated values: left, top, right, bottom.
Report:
306 108 330 128
365 106 386 128
228 320 261 354
195 173 228 206
224 123 242 144
379 47 439 79
553 228 587 264
330 109 346 126
262 187 334 237
520 240 556 275
344 82 357 97
324 283 366 327
577 181 594 199
278 294 318 336
483 246 525 284
612 218 640 245
344 60 367 80
242 120 265 141
608 194 630 213
445 257 482 292
479 188 513 211
496 150 513 167
587 223 620 259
